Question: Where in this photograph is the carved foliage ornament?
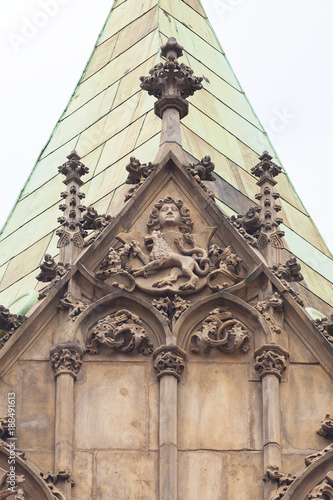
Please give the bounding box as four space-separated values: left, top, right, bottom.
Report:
124 156 157 201
270 256 304 283
190 309 250 355
0 306 27 351
255 292 283 335
86 310 153 356
96 196 244 296
307 472 333 499
254 348 287 380
50 344 83 379
0 473 26 499
152 295 190 328
153 346 186 381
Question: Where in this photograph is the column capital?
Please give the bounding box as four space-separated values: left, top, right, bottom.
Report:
50 342 84 379
254 344 288 380
153 345 186 382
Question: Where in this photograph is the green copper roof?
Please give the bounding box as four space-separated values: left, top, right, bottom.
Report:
0 0 332 309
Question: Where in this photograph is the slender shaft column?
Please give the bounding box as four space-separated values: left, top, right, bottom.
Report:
160 108 182 147
254 345 288 500
50 343 84 498
153 345 186 500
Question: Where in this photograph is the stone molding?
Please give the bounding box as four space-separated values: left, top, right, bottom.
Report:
50 343 84 379
254 345 288 380
153 345 186 381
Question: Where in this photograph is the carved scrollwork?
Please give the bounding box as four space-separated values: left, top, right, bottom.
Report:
86 310 153 356
190 309 250 355
40 470 70 500
317 414 333 438
307 472 333 499
254 346 288 380
57 292 89 322
264 465 295 500
0 473 26 499
95 245 136 292
50 343 84 379
153 345 186 381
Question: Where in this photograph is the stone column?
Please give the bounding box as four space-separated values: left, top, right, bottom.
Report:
153 345 186 500
50 342 84 498
254 345 288 500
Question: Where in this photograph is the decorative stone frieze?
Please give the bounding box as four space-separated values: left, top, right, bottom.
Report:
153 345 186 381
313 315 333 345
255 292 283 335
86 310 153 356
317 414 333 438
50 343 84 379
305 444 333 466
307 472 333 499
140 37 203 119
36 254 72 300
190 309 250 354
124 156 157 201
270 256 304 282
56 151 89 249
254 345 288 380
152 295 191 328
58 292 89 322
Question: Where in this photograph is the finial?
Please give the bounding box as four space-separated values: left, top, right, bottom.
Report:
140 36 203 119
56 151 89 261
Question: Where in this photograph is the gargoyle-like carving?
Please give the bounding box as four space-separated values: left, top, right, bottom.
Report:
152 295 191 328
230 206 261 242
0 473 26 499
190 309 250 354
306 444 333 466
0 306 27 350
58 292 89 321
116 196 216 295
313 315 333 345
317 414 333 438
255 292 283 335
50 343 84 379
184 155 215 199
254 347 287 380
307 473 333 499
81 205 112 245
264 466 295 487
270 256 304 282
86 310 153 356
153 345 186 381
207 244 244 291
140 37 203 119
124 157 157 201
36 254 72 300
57 151 89 249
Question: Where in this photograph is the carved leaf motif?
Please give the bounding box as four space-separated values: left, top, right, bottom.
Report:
305 444 333 466
86 310 153 356
153 348 186 380
50 345 83 378
58 293 89 322
255 349 287 379
270 256 303 283
190 309 250 355
307 472 333 499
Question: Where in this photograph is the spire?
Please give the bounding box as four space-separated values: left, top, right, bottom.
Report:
140 36 203 163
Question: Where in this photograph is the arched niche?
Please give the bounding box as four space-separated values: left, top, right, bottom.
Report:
73 291 171 354
174 290 270 356
0 444 55 499
283 449 333 500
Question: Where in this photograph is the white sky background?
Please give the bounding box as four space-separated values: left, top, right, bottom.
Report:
0 0 332 253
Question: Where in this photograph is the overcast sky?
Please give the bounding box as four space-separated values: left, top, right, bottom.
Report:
0 0 332 253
